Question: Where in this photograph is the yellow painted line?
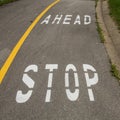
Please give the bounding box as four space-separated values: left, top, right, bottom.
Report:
0 0 60 84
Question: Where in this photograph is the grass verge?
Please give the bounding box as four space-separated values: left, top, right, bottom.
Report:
108 0 120 30
95 0 120 82
0 0 17 6
111 64 120 81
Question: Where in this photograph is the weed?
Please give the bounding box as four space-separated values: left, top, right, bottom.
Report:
111 64 120 81
0 0 17 6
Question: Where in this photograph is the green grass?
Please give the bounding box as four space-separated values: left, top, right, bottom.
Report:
0 0 17 6
111 64 120 81
95 0 98 8
108 0 120 30
96 20 105 43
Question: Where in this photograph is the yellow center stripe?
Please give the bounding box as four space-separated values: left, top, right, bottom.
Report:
0 0 60 84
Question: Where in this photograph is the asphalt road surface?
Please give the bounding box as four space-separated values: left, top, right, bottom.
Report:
0 0 120 120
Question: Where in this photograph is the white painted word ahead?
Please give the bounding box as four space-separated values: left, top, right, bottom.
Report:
41 15 91 25
16 64 98 103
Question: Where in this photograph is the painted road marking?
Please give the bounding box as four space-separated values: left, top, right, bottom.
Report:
16 65 38 103
65 64 79 101
45 64 58 102
41 15 91 25
83 64 99 101
0 0 60 84
16 64 99 103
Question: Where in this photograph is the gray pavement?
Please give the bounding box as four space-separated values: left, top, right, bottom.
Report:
0 0 120 120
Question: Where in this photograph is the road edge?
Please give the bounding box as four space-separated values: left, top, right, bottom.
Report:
96 0 120 81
